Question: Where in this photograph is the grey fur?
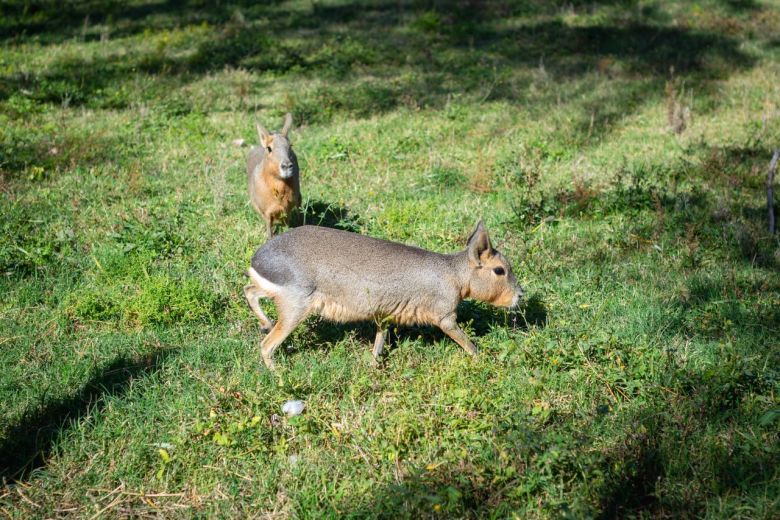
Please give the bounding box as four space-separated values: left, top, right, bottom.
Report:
245 222 523 369
247 133 298 179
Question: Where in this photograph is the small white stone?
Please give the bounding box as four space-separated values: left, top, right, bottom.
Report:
232 138 246 147
282 400 304 417
289 454 299 466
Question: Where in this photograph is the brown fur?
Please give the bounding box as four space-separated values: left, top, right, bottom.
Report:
247 113 301 237
250 160 300 228
244 221 523 369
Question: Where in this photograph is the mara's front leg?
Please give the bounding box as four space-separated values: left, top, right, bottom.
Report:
372 328 388 366
263 215 274 238
438 314 478 356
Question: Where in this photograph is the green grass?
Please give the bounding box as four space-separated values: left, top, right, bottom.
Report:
1 0 780 517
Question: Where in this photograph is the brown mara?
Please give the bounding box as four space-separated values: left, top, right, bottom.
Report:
247 112 301 237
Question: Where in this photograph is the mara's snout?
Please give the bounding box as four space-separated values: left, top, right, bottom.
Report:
244 221 523 369
510 285 524 308
279 161 295 179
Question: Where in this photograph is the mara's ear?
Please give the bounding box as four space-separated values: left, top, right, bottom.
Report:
256 122 272 146
467 220 492 267
281 113 293 137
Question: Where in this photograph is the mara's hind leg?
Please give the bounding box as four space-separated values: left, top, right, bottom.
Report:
260 297 310 370
243 283 274 333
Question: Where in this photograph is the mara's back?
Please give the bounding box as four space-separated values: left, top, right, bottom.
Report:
251 226 458 315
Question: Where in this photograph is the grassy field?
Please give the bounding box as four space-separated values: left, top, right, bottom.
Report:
1 0 780 517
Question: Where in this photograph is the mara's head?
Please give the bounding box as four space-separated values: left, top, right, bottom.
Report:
463 220 523 308
256 113 298 179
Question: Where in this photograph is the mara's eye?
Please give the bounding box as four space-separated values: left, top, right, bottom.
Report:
493 267 506 276
266 146 272 153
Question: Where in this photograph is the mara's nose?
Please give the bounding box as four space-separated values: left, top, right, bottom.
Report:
282 160 292 169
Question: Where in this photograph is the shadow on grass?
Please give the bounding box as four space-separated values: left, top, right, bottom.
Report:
0 1 765 190
0 0 271 44
0 348 175 482
1 1 758 116
0 125 138 180
596 367 778 518
667 272 780 344
597 425 664 518
511 146 780 271
452 295 548 336
342 373 776 518
300 199 362 232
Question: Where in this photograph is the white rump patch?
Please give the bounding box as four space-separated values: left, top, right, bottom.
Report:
248 267 283 297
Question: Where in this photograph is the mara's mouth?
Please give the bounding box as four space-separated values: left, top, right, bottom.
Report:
495 291 522 309
509 289 524 308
